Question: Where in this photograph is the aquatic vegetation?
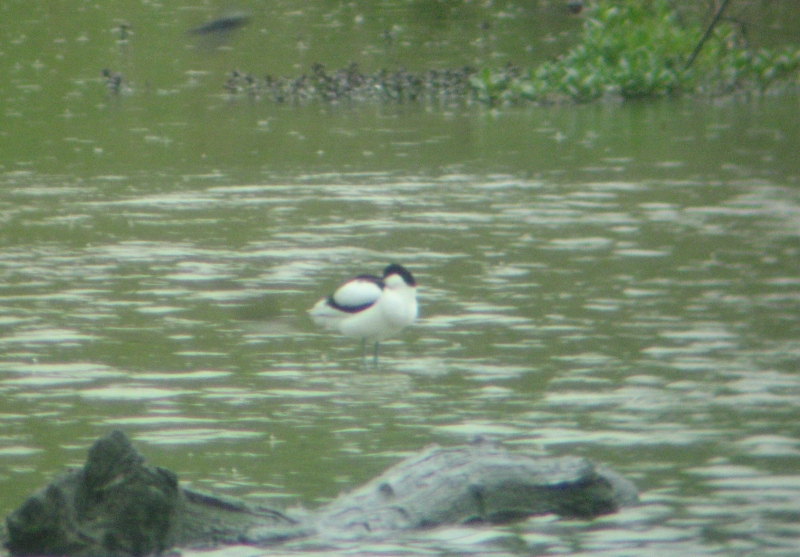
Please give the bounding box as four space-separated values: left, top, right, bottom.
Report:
222 1 799 106
707 43 800 95
471 0 800 104
530 0 692 101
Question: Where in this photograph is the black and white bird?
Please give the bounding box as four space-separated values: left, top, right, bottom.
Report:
309 263 418 366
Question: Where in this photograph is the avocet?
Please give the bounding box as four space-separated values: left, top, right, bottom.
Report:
309 263 418 366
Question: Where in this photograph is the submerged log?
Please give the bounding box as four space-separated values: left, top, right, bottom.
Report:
2 431 637 556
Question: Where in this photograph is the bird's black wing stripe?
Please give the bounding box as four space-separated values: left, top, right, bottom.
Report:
326 296 376 314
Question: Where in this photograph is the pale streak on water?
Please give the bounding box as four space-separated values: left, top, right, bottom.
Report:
1 172 800 556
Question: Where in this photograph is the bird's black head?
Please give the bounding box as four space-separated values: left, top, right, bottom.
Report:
383 263 416 287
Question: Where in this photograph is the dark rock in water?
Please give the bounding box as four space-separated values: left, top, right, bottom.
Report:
567 0 584 15
3 432 637 556
4 431 181 556
190 12 250 36
3 431 303 556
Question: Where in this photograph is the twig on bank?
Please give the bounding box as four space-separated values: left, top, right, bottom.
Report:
685 0 734 70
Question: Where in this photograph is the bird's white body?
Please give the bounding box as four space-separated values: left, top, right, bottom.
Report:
309 264 418 362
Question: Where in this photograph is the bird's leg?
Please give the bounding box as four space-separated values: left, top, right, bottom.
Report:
373 341 379 369
361 338 367 368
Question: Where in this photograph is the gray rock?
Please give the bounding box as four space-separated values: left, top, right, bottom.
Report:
3 432 637 556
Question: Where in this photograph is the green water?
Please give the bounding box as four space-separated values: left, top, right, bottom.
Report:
2 1 800 556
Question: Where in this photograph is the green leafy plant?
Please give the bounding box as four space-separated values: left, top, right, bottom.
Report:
469 0 800 105
227 1 800 106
